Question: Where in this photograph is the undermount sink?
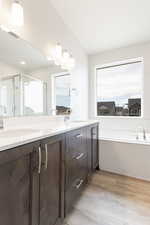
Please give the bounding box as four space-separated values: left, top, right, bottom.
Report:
0 128 41 138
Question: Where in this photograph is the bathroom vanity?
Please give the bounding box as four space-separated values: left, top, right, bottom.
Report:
0 122 99 225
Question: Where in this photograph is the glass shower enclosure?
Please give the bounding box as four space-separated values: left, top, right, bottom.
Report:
0 74 47 117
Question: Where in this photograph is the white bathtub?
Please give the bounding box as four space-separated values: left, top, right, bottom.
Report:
99 130 150 181
100 129 150 144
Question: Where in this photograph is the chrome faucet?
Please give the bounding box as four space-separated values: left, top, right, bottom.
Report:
50 109 58 115
143 128 146 140
64 115 70 123
136 126 147 140
0 117 4 129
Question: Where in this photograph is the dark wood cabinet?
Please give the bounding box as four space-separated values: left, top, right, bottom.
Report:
65 127 89 214
0 142 39 225
87 124 99 174
91 125 99 170
0 123 99 225
66 128 87 160
40 135 65 225
66 128 88 187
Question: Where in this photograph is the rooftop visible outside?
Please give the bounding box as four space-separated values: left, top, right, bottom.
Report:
96 60 142 117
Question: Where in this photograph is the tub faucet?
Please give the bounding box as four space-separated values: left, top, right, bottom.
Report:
0 117 4 129
143 128 146 140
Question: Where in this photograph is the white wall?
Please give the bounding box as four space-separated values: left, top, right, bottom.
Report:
89 42 150 180
0 62 20 78
0 0 88 120
89 42 150 132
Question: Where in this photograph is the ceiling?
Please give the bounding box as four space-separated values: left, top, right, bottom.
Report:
50 0 150 54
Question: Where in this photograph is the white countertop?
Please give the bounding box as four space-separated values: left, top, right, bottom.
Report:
0 119 98 152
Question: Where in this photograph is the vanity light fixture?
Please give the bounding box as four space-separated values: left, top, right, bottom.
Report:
51 43 75 70
61 50 70 69
62 50 70 61
68 55 75 70
55 43 62 58
51 43 62 65
11 0 24 26
61 51 75 70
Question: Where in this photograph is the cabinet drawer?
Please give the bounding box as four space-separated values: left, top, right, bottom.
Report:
66 128 87 160
66 155 88 189
65 176 87 215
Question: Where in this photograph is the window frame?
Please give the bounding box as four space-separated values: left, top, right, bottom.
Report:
94 57 144 118
51 72 71 115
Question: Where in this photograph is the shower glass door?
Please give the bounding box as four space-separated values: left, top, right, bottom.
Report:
0 78 15 117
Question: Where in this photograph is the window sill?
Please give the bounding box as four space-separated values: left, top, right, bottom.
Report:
94 116 143 119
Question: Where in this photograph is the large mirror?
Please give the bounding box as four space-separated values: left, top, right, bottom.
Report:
0 28 71 117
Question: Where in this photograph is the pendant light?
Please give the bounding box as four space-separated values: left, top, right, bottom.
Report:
51 43 62 65
61 50 70 69
67 56 75 70
50 43 76 70
11 0 24 26
61 51 75 70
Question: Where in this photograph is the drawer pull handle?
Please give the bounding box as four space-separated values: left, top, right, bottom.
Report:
76 153 84 160
44 144 48 170
38 146 42 174
76 134 83 138
76 179 84 189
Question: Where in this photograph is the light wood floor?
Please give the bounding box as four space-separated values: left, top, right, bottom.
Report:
63 171 150 225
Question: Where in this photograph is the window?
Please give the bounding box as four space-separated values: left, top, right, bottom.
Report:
53 73 71 115
96 59 143 117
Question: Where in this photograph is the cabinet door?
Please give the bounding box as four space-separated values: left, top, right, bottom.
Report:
91 125 99 170
40 135 65 225
0 142 39 225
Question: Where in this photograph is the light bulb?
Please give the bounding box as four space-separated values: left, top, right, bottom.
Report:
61 52 75 70
61 64 68 70
69 56 75 69
51 43 62 66
52 43 62 60
11 1 24 26
63 50 70 60
55 43 62 59
61 50 69 68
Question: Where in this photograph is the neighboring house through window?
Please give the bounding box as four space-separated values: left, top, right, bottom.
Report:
96 58 143 117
